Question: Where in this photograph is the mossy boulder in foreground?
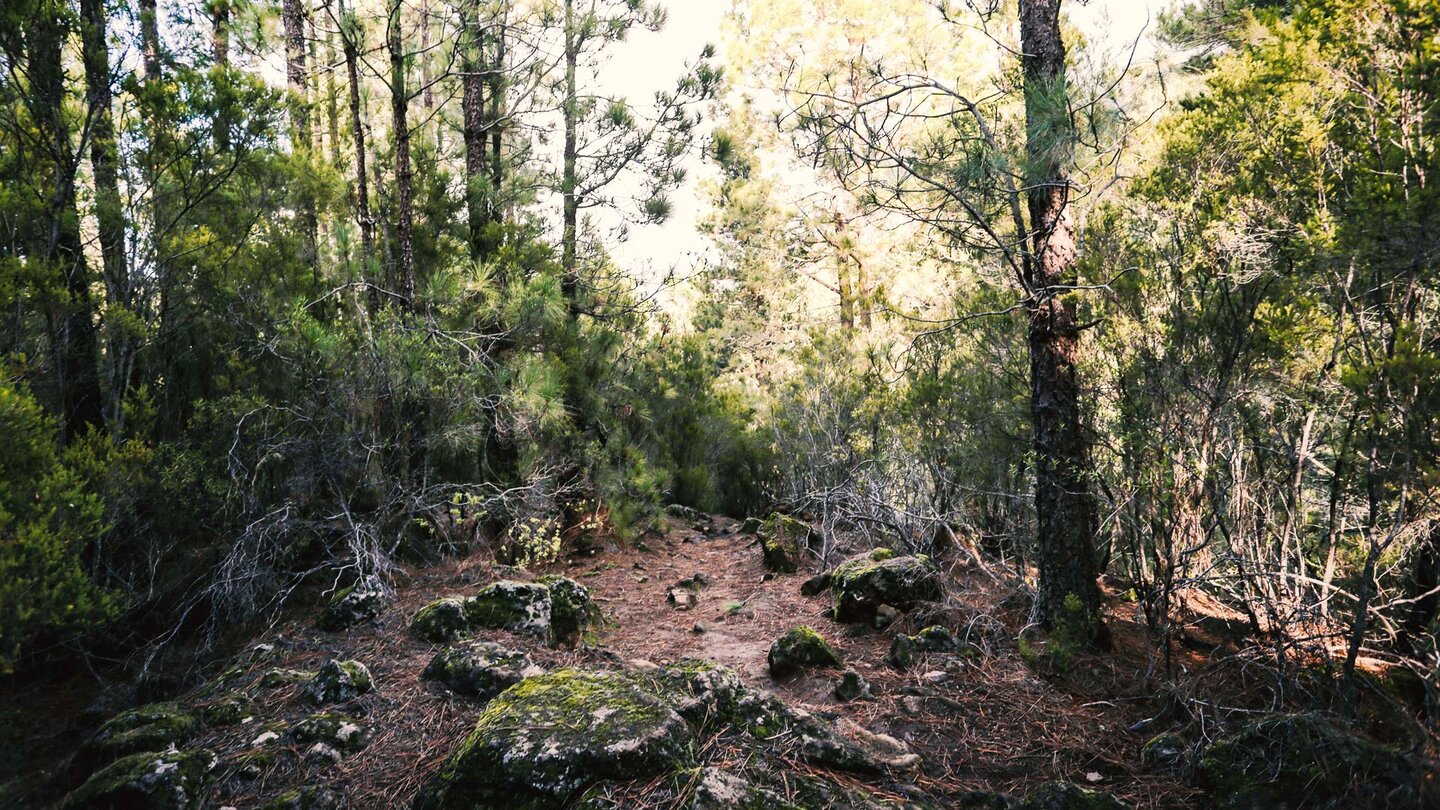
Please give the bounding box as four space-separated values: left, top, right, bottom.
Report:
422 641 541 700
77 702 198 771
410 597 472 643
1196 713 1426 809
419 669 694 809
830 549 942 623
62 748 215 809
465 580 553 638
767 626 842 678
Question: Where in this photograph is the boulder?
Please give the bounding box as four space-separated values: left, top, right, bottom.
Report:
262 786 346 809
830 550 942 623
420 669 694 809
62 749 215 810
1139 733 1188 774
317 576 388 631
77 702 198 770
912 625 959 653
303 659 374 704
886 634 917 670
257 668 314 688
411 597 472 643
198 692 251 726
1197 713 1424 809
466 580 552 639
800 572 833 596
423 641 541 700
758 514 817 574
540 576 592 647
767 626 843 678
289 712 370 756
1013 781 1129 809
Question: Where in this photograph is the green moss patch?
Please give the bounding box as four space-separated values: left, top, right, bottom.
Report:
767 626 842 678
62 748 215 809
830 552 942 623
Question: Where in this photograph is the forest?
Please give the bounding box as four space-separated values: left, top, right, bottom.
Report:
0 0 1437 807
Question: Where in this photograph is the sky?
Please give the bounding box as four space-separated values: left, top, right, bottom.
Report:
603 0 1166 280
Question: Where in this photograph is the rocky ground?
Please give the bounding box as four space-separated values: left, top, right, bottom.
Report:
2 513 1433 808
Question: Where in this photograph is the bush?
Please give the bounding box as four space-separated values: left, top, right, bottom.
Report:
0 382 115 671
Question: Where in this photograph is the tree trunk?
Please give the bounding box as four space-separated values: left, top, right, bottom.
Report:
387 0 416 309
340 1 375 282
80 0 132 429
561 0 579 309
284 0 318 275
462 0 489 262
1019 0 1103 631
35 1 103 441
210 0 230 149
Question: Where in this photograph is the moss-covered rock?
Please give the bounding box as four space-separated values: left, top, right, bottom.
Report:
913 625 959 653
465 580 553 639
289 711 370 756
540 575 593 647
886 633 917 670
421 669 694 809
62 748 215 809
262 785 346 809
689 767 795 810
422 641 541 700
411 597 472 643
758 514 816 573
317 575 388 631
78 702 198 770
1197 713 1424 809
227 749 278 781
831 551 942 623
1139 732 1188 774
257 668 315 688
198 692 251 726
834 669 872 702
767 626 842 678
303 659 374 704
1013 781 1128 810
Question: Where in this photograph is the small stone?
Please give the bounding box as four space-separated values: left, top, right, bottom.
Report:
887 634 918 670
691 623 705 634
900 696 925 715
258 668 314 688
305 742 342 766
303 659 374 704
767 626 843 678
922 670 948 684
800 572 833 596
667 587 699 610
874 604 901 629
251 731 280 747
833 669 872 702
317 575 389 631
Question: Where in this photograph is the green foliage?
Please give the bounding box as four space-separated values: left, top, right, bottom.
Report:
0 382 115 671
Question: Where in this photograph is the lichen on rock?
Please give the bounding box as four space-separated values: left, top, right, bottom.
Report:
767 626 843 678
257 668 315 689
1196 713 1424 810
830 550 942 624
289 711 370 756
757 514 816 574
78 702 198 770
262 785 346 809
317 575 388 631
539 575 593 647
410 597 472 643
422 641 541 700
303 659 374 704
420 669 694 809
465 580 553 639
62 748 215 810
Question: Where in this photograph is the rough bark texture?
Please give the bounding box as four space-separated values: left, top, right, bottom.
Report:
35 1 103 440
81 0 132 428
1019 0 1103 628
388 0 416 308
561 0 579 308
284 0 318 273
340 4 375 277
462 0 489 261
211 0 230 148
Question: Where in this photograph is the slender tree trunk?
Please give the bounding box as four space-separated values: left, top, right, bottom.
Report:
340 2 376 281
210 0 229 149
1020 0 1103 631
462 0 489 261
387 0 416 309
488 5 505 232
81 0 132 429
36 1 103 441
284 0 318 275
561 0 579 309
139 0 161 80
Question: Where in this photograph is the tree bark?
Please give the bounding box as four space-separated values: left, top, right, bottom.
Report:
387 0 416 309
1020 0 1103 630
284 0 318 274
35 0 103 441
339 0 375 280
80 0 132 429
462 0 489 262
561 0 579 309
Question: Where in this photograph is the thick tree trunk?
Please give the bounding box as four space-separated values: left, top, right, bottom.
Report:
1019 0 1103 629
388 0 416 309
80 0 132 429
561 0 579 309
284 0 318 274
35 1 103 441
